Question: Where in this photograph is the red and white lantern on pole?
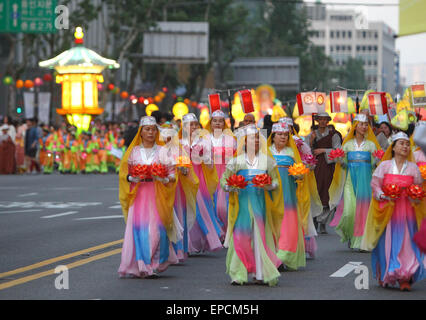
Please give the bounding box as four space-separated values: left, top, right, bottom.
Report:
329 90 348 113
239 89 255 113
208 93 222 113
367 92 388 115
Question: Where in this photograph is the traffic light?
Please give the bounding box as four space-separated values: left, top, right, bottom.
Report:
16 107 22 114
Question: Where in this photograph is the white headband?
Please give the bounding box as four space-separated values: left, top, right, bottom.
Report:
182 113 198 123
354 114 368 123
272 123 289 133
211 110 226 119
278 117 293 126
391 132 410 142
139 116 157 127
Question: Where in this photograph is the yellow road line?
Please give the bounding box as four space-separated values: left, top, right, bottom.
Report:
0 239 123 279
0 248 122 291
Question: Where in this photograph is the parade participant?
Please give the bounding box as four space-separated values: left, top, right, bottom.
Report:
95 129 109 174
205 110 237 231
279 117 323 241
305 112 342 234
79 132 89 173
241 113 256 127
0 124 16 174
179 113 223 253
25 118 41 174
15 120 27 174
329 114 381 250
66 131 81 174
220 124 282 286
118 116 180 278
159 124 197 262
84 132 100 173
268 123 313 268
376 121 393 151
361 132 425 291
39 128 54 174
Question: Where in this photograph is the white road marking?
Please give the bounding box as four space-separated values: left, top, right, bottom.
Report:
0 209 42 214
330 262 363 278
0 202 102 209
18 193 38 197
41 211 79 219
74 216 123 221
109 205 121 209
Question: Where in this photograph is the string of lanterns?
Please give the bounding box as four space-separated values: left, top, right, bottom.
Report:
2 74 225 119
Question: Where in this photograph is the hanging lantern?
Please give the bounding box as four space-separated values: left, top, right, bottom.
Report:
16 79 24 89
43 74 53 82
138 96 145 104
108 83 115 91
154 95 161 103
34 77 44 87
120 91 129 99
24 80 34 88
162 87 168 93
172 102 189 120
3 76 14 85
97 83 103 91
184 98 190 105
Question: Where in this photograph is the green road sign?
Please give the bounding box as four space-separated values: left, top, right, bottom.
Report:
0 0 57 33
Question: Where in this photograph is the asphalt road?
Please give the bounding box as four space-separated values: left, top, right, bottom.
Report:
0 174 425 300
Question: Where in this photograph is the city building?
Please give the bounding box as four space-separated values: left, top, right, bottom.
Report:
306 3 398 95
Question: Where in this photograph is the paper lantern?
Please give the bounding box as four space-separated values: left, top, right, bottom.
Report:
328 148 345 161
34 77 43 87
191 101 198 108
251 174 272 188
329 91 348 113
151 163 168 179
184 98 190 105
154 95 161 103
296 92 326 115
97 83 103 91
226 174 249 189
108 83 115 91
113 87 120 94
367 92 388 115
43 73 53 82
24 80 34 88
162 87 168 93
146 104 159 116
3 76 14 85
15 79 24 89
172 102 189 120
239 89 255 113
120 91 129 99
148 97 154 104
208 93 221 113
138 96 145 104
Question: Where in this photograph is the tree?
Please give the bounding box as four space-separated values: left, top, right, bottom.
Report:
335 57 368 90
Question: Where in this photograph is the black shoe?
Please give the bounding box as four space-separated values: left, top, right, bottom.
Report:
278 264 286 272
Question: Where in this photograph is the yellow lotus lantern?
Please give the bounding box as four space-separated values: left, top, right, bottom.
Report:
172 102 189 120
39 27 120 132
146 104 159 116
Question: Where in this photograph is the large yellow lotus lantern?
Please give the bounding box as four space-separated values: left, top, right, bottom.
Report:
172 102 189 120
39 27 120 131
